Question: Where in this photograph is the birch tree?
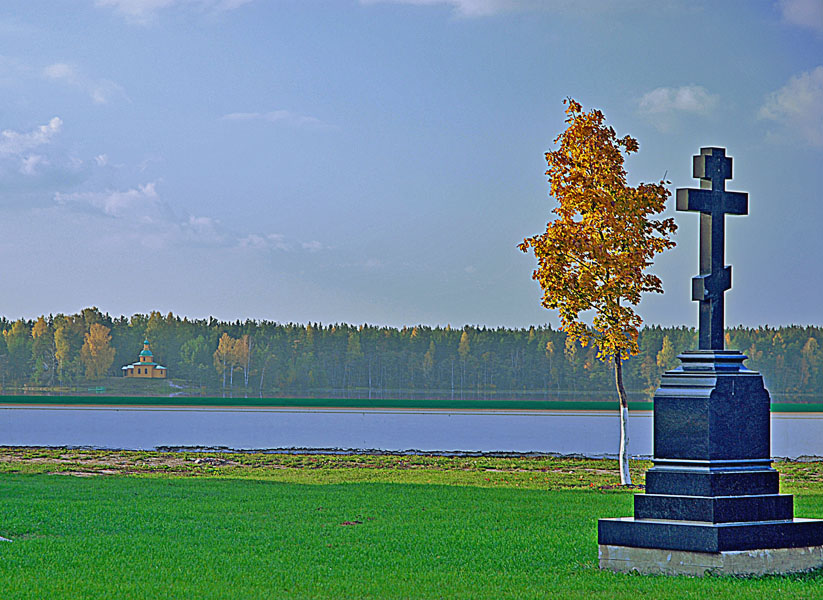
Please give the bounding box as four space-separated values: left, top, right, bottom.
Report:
519 99 677 485
237 334 251 388
458 330 470 400
214 333 233 390
80 323 116 379
31 316 56 385
54 315 85 383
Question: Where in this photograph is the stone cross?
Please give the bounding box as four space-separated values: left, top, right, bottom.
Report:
676 147 748 350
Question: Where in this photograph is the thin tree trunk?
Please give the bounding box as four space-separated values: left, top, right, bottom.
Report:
50 343 57 386
259 362 266 392
614 355 632 485
244 337 252 388
451 359 454 401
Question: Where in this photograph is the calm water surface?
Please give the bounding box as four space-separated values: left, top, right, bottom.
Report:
1 406 820 458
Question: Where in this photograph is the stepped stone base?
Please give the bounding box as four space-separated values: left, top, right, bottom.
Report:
599 544 823 576
599 516 823 553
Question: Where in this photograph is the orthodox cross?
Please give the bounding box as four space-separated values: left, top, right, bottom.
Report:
676 147 748 350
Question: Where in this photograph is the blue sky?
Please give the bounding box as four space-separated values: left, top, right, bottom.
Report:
0 0 820 328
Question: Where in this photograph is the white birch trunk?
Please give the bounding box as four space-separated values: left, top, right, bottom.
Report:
451 359 454 401
619 405 631 485
615 355 632 486
244 337 251 388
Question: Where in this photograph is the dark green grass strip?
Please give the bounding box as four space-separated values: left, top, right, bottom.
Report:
1 395 822 412
1 475 822 599
0 395 654 410
771 403 823 413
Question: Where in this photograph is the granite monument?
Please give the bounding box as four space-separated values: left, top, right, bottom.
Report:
597 147 823 576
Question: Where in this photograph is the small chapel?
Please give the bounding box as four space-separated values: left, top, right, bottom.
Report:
122 340 167 378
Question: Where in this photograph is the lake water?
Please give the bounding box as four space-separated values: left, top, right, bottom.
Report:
1 405 821 458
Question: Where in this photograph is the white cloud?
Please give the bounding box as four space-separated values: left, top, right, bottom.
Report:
42 62 76 80
237 233 327 253
214 0 254 10
0 117 62 157
221 110 330 129
637 85 718 132
301 240 324 252
53 183 233 247
178 215 228 245
19 154 47 176
759 65 823 146
238 233 290 251
96 0 254 23
359 0 520 17
639 85 718 115
0 57 124 104
52 181 326 254
359 0 662 17
0 118 97 190
55 182 161 218
43 62 126 105
778 0 823 33
52 182 314 253
96 0 176 17
95 154 109 167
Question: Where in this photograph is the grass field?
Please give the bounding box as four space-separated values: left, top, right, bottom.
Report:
1 450 822 599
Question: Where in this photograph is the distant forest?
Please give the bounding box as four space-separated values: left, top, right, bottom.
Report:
0 308 820 402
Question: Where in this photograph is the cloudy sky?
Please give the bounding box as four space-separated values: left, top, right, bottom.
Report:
0 0 820 328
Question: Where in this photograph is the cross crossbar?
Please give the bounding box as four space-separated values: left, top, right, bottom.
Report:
675 189 748 216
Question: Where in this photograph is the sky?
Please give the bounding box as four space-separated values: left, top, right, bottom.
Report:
0 0 820 329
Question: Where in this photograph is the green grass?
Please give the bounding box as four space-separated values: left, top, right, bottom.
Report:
0 451 822 599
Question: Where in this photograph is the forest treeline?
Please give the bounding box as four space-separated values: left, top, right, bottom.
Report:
0 308 820 401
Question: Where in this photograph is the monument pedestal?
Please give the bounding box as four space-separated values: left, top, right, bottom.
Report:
598 351 823 576
599 544 823 577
